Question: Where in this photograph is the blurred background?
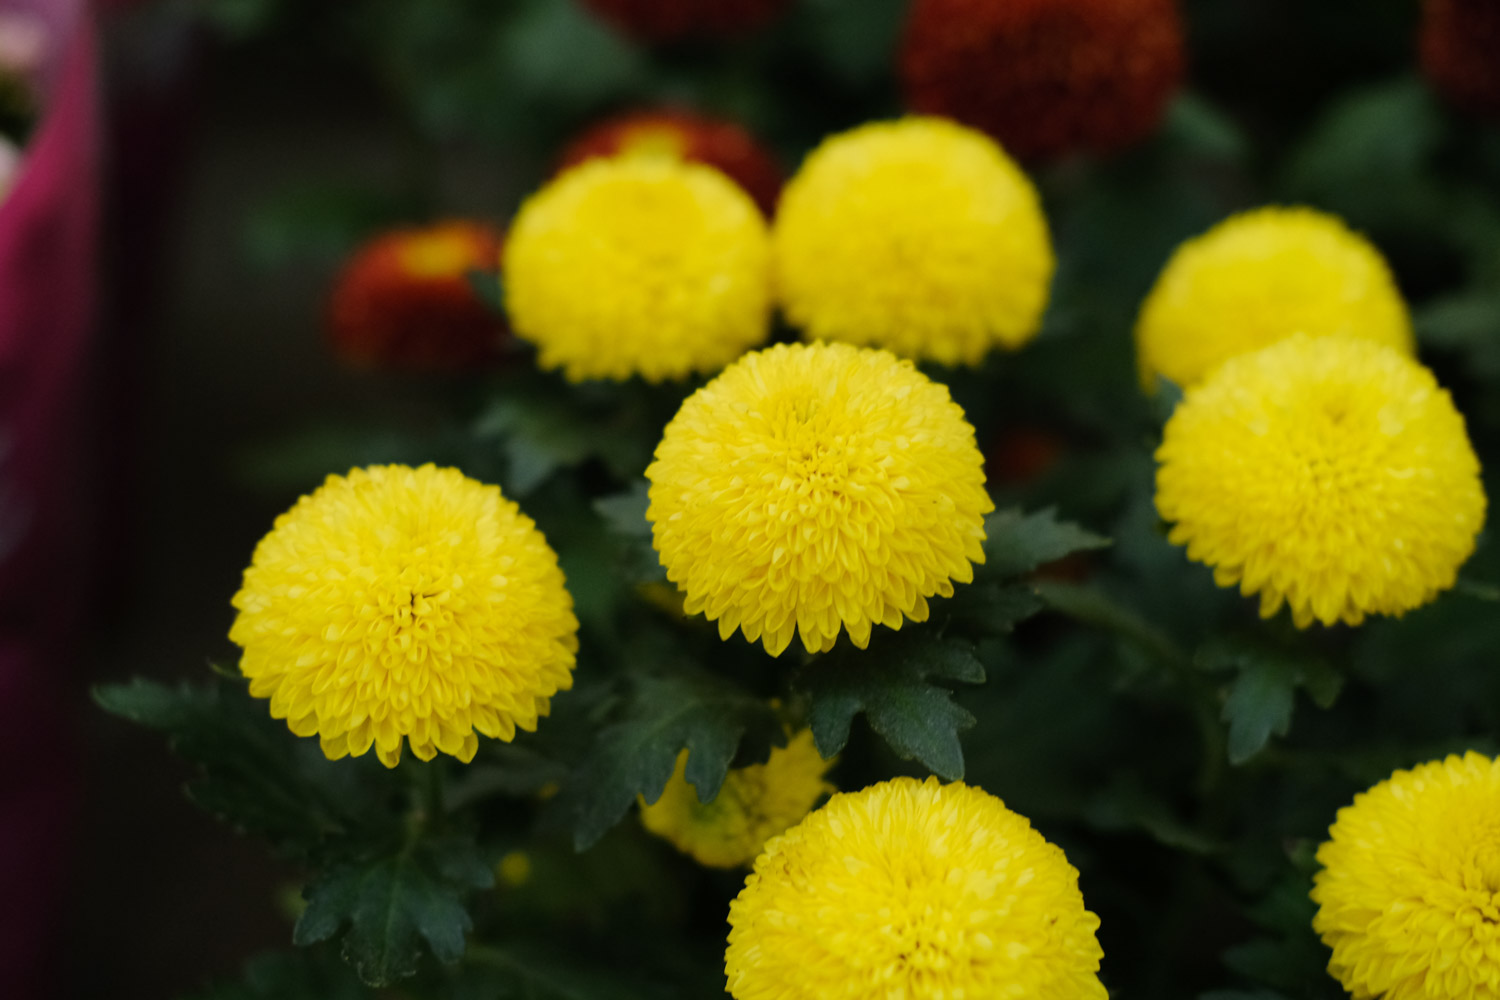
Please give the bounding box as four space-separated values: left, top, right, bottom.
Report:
0 0 1491 994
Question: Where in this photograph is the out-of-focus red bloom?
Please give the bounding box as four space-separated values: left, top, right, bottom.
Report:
577 0 792 43
1420 0 1500 118
900 0 1185 161
327 221 506 370
986 426 1066 487
557 109 783 215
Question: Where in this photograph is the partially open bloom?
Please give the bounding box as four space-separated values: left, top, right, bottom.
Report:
578 0 791 42
229 465 579 767
1313 752 1500 999
557 108 783 215
1420 0 1500 118
725 776 1107 1000
1137 207 1413 391
327 221 507 370
648 342 992 656
900 0 1184 160
1156 336 1485 628
773 118 1052 366
640 728 834 869
504 158 771 383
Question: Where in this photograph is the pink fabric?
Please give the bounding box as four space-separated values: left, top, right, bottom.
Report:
0 0 97 994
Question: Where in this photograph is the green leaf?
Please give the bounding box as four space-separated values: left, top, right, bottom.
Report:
1221 661 1297 766
94 678 391 858
1284 77 1441 191
1198 641 1345 765
794 630 985 780
474 384 658 496
1163 92 1249 163
943 581 1044 636
294 837 494 987
981 507 1110 579
594 481 668 586
562 669 782 850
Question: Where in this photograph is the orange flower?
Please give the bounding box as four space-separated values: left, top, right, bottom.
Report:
900 0 1185 160
577 0 791 42
1420 0 1500 118
558 109 783 215
327 221 506 370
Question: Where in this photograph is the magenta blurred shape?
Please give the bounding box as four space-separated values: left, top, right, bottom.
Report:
0 0 97 994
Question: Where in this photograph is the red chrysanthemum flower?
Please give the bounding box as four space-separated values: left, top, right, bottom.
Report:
577 0 792 43
327 221 507 370
900 0 1186 161
557 109 783 215
1420 0 1500 118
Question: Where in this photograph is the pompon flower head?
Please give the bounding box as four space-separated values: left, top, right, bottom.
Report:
725 776 1107 1000
1137 207 1413 391
639 728 834 869
229 465 579 768
577 0 791 42
1156 336 1485 629
646 342 993 657
772 117 1053 366
557 108 783 215
900 0 1184 161
504 158 771 383
1312 752 1500 999
327 221 507 370
1421 0 1500 118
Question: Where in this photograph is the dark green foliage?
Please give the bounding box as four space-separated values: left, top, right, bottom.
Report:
980 506 1112 578
794 631 984 781
560 668 782 850
1199 641 1343 766
93 678 400 860
294 837 495 987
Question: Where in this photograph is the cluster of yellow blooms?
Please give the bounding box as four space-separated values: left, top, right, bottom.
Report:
1141 206 1485 630
503 115 1052 379
223 110 1498 1000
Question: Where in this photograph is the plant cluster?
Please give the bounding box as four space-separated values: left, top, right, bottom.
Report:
99 0 1500 997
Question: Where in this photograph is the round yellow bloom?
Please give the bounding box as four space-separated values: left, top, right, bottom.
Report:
1313 752 1500 1000
646 342 993 657
1136 206 1413 390
229 464 579 767
503 157 771 383
725 776 1106 1000
772 117 1053 366
639 728 834 869
1156 336 1485 628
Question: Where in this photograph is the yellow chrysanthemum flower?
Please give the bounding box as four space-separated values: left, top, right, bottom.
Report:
1136 206 1413 390
639 728 834 869
725 776 1107 1000
229 464 579 767
646 342 993 657
503 157 771 383
1312 752 1500 1000
772 117 1053 366
1156 336 1485 628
